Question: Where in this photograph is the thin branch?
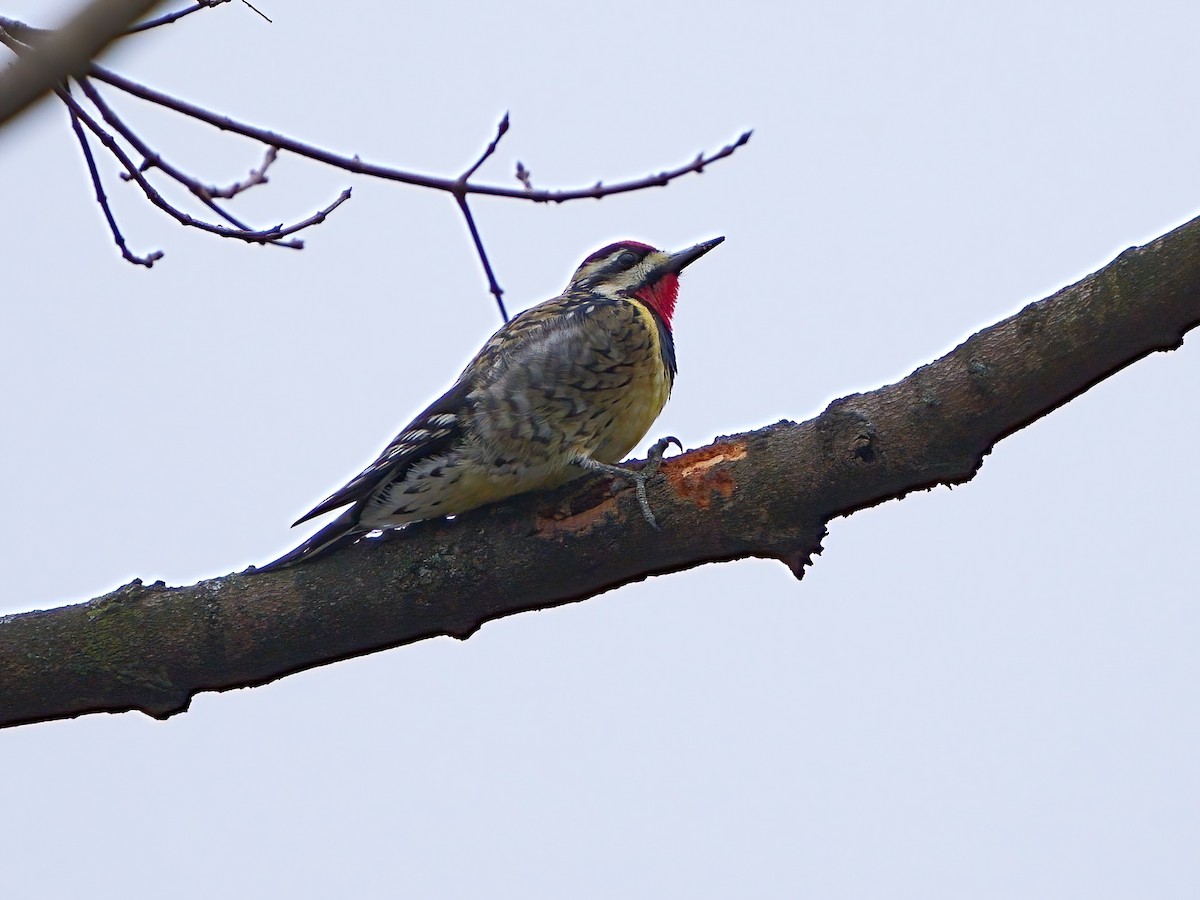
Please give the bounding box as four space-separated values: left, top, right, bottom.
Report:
75 75 302 246
122 0 229 35
3 207 1200 728
57 84 349 245
202 146 277 199
456 195 508 321
6 11 749 277
86 63 753 204
123 0 268 35
461 112 509 182
455 115 512 321
240 1 271 24
66 94 163 267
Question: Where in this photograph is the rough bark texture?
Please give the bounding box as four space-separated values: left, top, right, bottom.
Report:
4 213 1200 728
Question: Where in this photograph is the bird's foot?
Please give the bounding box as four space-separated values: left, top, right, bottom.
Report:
575 436 681 528
632 436 682 528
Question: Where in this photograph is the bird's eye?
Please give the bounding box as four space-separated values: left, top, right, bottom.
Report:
616 250 640 267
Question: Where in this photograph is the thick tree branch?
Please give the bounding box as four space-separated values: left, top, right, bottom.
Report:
4 211 1200 729
0 1 162 127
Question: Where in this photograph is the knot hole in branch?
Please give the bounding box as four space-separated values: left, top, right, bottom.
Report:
850 430 877 465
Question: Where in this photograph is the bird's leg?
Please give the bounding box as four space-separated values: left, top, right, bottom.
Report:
635 436 683 527
574 436 682 528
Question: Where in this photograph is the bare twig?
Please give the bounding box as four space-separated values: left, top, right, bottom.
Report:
241 1 271 25
75 75 303 246
65 92 164 266
203 146 277 199
57 85 349 245
122 0 230 35
455 116 512 321
456 194 508 321
461 113 509 182
87 63 752 204
82 60 751 292
6 12 750 283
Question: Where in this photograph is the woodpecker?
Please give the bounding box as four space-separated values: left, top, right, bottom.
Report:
259 236 724 571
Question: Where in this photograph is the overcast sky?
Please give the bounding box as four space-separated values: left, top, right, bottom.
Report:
3 2 1199 897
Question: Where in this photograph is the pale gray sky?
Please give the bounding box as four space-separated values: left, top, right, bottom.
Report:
3 2 1198 897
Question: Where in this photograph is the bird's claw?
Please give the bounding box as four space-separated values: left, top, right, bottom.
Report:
646 435 683 469
575 437 682 528
633 435 682 528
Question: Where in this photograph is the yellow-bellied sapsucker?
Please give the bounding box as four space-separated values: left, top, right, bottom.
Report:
260 236 723 570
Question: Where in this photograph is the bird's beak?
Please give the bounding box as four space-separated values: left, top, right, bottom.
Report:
663 236 725 274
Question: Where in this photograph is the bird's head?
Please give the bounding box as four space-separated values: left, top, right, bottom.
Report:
568 236 724 330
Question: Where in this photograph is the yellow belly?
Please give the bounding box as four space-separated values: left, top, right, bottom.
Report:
590 356 671 463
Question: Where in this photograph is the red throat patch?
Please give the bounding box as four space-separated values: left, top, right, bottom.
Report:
634 272 679 329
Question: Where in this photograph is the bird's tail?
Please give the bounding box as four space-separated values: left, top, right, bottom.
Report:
255 507 363 573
